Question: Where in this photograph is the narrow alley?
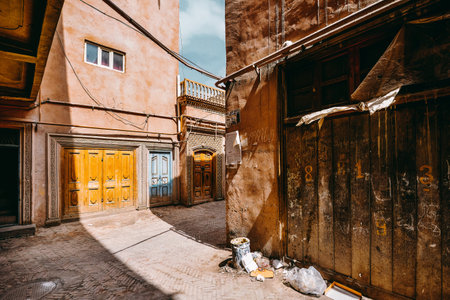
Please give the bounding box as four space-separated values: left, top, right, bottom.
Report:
0 201 322 299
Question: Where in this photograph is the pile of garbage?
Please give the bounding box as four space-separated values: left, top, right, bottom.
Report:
221 237 366 299
219 236 288 283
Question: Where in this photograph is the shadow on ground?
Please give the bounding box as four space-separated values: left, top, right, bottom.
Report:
151 200 226 248
0 220 174 299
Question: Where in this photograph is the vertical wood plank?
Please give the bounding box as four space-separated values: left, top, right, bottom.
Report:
370 110 393 291
440 98 450 300
318 119 334 270
333 117 352 276
300 123 319 264
416 101 441 299
286 126 303 259
349 113 371 284
392 106 417 297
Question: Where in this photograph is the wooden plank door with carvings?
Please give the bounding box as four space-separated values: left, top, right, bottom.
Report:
193 151 213 203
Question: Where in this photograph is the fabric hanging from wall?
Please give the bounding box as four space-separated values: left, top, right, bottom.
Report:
351 13 450 101
296 88 400 126
296 14 450 127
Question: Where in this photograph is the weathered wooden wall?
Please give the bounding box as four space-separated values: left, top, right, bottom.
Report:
285 98 449 299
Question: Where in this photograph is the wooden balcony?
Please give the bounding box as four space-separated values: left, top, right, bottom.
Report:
179 79 225 108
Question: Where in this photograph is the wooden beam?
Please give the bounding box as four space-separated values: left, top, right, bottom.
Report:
0 50 36 64
29 0 65 100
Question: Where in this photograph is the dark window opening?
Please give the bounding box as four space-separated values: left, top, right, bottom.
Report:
322 54 348 81
285 37 392 118
322 81 349 106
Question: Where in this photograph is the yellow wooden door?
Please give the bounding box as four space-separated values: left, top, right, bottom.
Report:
63 148 135 218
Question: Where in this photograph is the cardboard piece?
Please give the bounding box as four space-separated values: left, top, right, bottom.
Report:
241 252 257 273
324 282 362 300
225 130 242 165
250 268 274 278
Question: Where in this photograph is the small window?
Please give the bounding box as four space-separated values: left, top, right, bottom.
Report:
86 43 98 64
101 50 109 66
113 52 124 71
84 41 125 72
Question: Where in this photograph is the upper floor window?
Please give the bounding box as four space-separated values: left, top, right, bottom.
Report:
84 41 125 72
285 36 393 118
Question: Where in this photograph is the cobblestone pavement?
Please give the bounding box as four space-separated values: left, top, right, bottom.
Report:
0 201 328 299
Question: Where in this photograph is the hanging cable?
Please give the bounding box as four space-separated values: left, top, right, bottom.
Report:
56 31 151 130
78 0 206 70
78 0 222 81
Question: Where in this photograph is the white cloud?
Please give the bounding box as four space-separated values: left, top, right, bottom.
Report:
180 0 225 45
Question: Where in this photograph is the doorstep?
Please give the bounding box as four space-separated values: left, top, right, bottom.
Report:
0 224 36 239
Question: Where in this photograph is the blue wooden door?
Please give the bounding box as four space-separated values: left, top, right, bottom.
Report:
149 152 172 205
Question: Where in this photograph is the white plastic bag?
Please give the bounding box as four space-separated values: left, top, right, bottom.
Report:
284 266 327 296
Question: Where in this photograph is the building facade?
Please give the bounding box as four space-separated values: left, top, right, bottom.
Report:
177 79 226 206
0 0 180 228
223 0 448 299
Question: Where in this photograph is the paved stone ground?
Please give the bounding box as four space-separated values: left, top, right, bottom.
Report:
0 201 329 299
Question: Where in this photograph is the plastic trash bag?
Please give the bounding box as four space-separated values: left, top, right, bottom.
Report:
272 259 283 269
284 266 327 296
255 256 271 269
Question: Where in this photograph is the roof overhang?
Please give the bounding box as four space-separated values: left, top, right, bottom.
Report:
0 0 64 106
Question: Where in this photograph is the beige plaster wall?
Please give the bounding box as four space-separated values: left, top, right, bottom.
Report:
184 106 225 124
0 0 180 226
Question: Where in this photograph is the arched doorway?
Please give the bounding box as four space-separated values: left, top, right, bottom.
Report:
192 150 214 204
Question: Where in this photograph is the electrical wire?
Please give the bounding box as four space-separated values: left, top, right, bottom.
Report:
79 0 221 80
179 16 186 81
55 31 151 130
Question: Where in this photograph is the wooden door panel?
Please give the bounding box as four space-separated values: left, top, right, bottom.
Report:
69 151 81 182
102 151 118 209
203 170 211 197
65 150 83 215
150 155 159 198
85 150 102 212
193 164 202 198
121 152 130 179
119 151 134 207
161 185 168 196
159 154 171 201
285 100 447 299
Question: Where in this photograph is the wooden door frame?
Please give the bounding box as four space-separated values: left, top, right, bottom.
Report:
191 148 216 205
47 133 176 225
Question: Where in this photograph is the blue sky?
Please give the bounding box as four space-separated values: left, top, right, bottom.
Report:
179 0 225 88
